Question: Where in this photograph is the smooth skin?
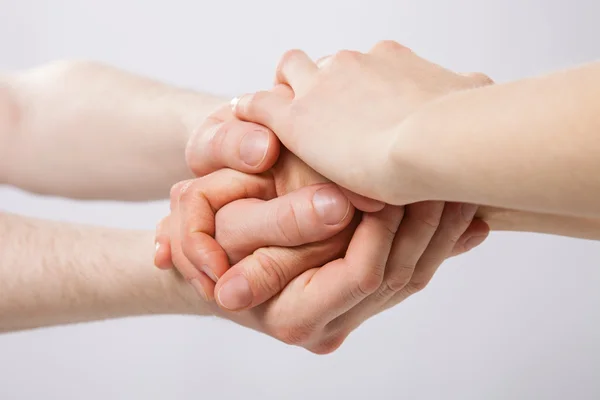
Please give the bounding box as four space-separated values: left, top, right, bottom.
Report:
232 41 600 226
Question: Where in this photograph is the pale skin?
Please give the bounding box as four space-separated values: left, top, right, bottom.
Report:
231 41 600 226
0 61 483 344
1 57 598 354
0 62 352 331
160 51 600 352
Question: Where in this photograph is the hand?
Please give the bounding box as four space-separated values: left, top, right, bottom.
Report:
163 94 488 311
230 41 492 204
187 96 385 212
161 171 489 353
155 168 356 302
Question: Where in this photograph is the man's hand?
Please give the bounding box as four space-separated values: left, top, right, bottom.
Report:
155 170 354 302
0 61 281 199
158 172 489 353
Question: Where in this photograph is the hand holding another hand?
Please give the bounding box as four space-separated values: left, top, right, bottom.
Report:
231 41 492 205
154 102 488 353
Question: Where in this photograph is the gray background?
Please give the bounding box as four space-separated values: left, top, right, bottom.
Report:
1 0 599 399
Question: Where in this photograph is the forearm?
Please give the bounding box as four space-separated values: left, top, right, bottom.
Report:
1 61 225 200
0 212 211 333
395 62 600 218
477 207 600 240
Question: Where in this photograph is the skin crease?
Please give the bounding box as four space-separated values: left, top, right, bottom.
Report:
0 60 485 347
158 100 489 306
3 57 597 354
231 42 600 239
159 171 487 353
157 99 489 353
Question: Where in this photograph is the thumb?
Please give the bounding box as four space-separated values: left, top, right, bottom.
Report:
231 88 291 135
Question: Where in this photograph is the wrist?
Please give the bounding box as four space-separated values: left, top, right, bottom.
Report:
125 230 216 317
386 110 445 204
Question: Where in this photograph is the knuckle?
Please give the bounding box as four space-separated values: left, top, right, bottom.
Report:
177 180 199 204
406 278 431 294
354 267 385 298
331 50 362 66
275 201 303 245
372 40 406 53
309 333 347 355
371 40 410 53
416 210 443 230
379 264 415 296
470 72 494 85
273 321 315 346
169 180 191 210
438 205 471 244
279 49 306 67
252 250 290 296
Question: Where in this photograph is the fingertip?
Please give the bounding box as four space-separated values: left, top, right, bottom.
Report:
215 273 254 311
312 185 354 227
181 231 231 283
231 91 289 132
238 126 280 172
450 219 490 256
340 188 385 212
154 239 174 270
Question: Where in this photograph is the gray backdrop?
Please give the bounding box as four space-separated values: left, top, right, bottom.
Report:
1 0 599 399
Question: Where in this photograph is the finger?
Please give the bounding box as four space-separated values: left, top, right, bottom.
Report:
214 224 354 311
339 187 386 213
186 104 280 176
178 170 276 283
325 202 444 332
450 219 490 257
215 183 354 264
154 216 174 270
231 90 292 135
391 202 478 302
374 201 444 299
297 206 405 325
274 49 319 93
369 40 411 56
169 188 215 301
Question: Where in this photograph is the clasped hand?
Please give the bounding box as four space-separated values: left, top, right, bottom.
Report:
155 41 491 353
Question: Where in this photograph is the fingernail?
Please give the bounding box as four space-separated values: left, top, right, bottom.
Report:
230 96 240 111
461 203 478 222
217 275 253 311
464 235 487 251
155 241 160 253
239 130 269 167
190 278 209 302
312 186 350 225
201 265 219 282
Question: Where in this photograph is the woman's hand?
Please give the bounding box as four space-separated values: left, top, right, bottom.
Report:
230 41 492 205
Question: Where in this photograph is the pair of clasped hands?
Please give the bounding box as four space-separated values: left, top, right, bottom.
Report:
154 41 491 354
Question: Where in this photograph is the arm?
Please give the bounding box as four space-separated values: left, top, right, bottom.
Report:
477 207 600 240
0 212 208 332
0 61 279 200
397 62 600 218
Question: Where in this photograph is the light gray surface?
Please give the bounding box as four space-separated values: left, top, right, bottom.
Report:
1 1 599 399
